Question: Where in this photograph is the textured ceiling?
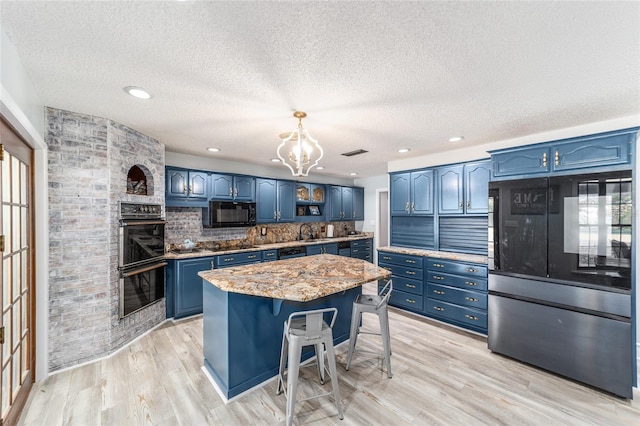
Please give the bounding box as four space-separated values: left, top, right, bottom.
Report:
1 1 639 178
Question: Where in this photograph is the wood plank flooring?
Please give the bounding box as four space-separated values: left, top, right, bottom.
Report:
19 285 640 425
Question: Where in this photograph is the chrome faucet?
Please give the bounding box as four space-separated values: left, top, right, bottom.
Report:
299 223 314 241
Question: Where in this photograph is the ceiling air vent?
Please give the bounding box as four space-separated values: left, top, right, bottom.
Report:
341 149 369 157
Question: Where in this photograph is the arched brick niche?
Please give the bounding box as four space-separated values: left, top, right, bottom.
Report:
126 164 155 196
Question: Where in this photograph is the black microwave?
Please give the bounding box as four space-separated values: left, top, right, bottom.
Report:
204 201 257 228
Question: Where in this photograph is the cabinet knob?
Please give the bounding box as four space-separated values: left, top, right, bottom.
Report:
234 187 238 197
406 284 416 288
273 211 277 219
248 255 257 259
465 268 477 273
433 290 444 295
434 275 444 280
465 314 479 321
555 150 560 166
405 201 409 212
406 271 416 275
465 296 479 302
464 281 478 286
411 202 415 212
183 185 187 194
542 152 548 167
406 259 416 264
229 187 233 196
405 299 416 304
224 258 234 262
434 306 445 312
210 261 214 269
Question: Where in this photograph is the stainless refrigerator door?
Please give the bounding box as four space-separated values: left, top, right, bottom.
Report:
488 293 632 399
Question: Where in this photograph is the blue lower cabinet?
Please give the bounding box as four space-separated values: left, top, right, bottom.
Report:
168 257 215 319
307 243 338 255
350 238 372 262
214 251 261 268
388 288 423 312
262 249 277 262
425 299 487 332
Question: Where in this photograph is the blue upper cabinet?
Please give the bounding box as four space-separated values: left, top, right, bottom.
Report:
353 187 364 220
438 165 464 214
491 128 637 180
327 185 363 221
438 160 491 215
256 178 295 223
464 160 491 214
550 132 633 172
390 170 433 216
210 173 255 201
492 146 550 178
166 167 208 206
296 183 325 204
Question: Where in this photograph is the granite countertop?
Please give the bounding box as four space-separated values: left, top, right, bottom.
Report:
165 233 374 260
198 253 391 301
377 246 488 264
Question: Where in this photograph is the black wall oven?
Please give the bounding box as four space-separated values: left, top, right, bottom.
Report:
118 202 166 318
488 171 634 398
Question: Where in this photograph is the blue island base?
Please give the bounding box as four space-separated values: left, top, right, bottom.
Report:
202 281 361 400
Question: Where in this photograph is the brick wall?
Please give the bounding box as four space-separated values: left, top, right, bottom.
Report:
46 108 165 371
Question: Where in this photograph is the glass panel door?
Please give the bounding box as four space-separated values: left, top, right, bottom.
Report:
0 118 34 425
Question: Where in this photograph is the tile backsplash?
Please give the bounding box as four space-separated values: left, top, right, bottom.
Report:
166 207 355 248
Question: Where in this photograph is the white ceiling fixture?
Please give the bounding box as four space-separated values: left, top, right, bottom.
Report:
398 148 411 153
207 147 220 152
277 111 324 177
349 172 358 176
448 136 464 142
123 86 152 100
270 158 281 162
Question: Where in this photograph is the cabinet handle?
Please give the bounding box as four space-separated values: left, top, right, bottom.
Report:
406 259 416 264
183 185 187 194
465 314 479 321
188 185 192 195
406 271 416 275
411 202 415 212
383 256 391 260
406 284 416 289
266 252 274 257
466 200 470 209
433 289 445 295
554 150 559 166
405 299 416 304
433 275 444 280
234 187 238 197
465 296 479 302
224 258 234 262
432 263 444 268
542 152 547 167
459 200 462 209
405 201 409 212
248 255 257 259
382 266 391 271
211 261 214 269
434 306 445 312
465 268 477 273
274 211 277 219
277 211 281 220
465 281 478 286
229 187 233 196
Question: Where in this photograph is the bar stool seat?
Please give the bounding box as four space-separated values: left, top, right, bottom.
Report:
345 279 393 377
276 307 344 426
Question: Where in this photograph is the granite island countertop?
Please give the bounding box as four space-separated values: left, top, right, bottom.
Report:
165 233 374 260
198 253 390 301
377 246 488 264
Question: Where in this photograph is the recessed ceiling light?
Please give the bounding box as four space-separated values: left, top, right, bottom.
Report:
271 158 281 162
398 148 410 153
316 166 324 170
449 136 464 142
207 147 220 152
124 86 152 99
349 172 358 176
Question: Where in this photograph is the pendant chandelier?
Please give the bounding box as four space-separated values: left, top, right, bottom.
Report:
277 111 324 177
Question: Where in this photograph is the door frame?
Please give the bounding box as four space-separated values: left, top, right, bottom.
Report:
375 188 389 264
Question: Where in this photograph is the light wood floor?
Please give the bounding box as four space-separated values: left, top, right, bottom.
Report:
20 287 640 425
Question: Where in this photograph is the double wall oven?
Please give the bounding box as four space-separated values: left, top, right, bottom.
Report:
118 202 166 318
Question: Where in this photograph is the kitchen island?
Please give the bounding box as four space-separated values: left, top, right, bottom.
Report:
199 254 391 400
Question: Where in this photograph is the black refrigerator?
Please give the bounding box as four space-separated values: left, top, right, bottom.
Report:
488 170 634 398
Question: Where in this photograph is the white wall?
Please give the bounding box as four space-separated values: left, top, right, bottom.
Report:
1 24 48 381
353 174 388 233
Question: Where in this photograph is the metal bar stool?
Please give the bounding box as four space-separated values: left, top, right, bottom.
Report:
276 307 344 426
345 279 393 377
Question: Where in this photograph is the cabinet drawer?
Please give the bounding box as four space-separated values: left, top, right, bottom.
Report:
378 263 423 280
262 249 277 262
426 258 486 278
351 239 371 248
378 252 423 268
215 251 261 267
393 276 424 296
426 299 487 330
427 283 487 310
427 271 487 291
388 288 423 311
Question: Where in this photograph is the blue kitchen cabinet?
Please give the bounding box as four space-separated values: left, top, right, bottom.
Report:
166 167 209 206
296 183 325 204
437 165 464 214
306 243 338 255
169 256 214 319
390 170 433 216
353 187 364 220
438 160 490 215
327 186 351 221
214 251 262 268
350 238 372 262
378 251 425 313
256 178 295 223
491 127 637 180
210 174 255 201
